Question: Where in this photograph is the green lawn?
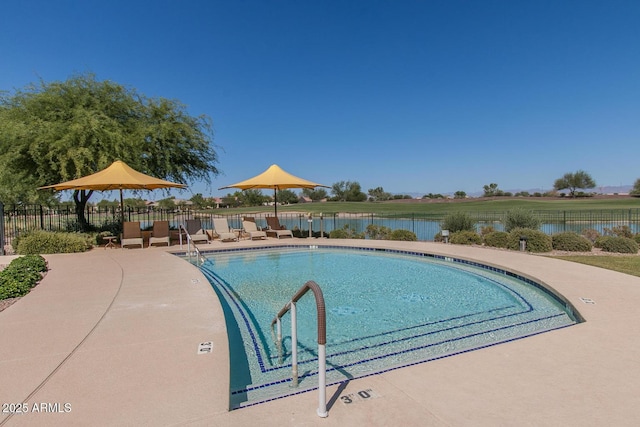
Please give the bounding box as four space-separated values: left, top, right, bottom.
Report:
217 197 640 216
549 255 640 278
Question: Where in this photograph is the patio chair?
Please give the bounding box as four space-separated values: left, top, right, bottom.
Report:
212 217 239 242
265 216 293 239
121 221 144 249
242 217 267 240
185 219 210 244
149 220 171 247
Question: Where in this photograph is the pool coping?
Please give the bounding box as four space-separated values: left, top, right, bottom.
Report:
2 238 640 426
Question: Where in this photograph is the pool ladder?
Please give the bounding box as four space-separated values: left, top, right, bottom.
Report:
271 280 328 418
178 224 206 266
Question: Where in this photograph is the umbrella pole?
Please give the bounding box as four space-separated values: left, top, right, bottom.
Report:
274 188 277 216
119 188 125 229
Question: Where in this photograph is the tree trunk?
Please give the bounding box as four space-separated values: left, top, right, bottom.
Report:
73 189 94 232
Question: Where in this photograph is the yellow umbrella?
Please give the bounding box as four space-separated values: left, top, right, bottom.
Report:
219 164 329 214
39 160 186 223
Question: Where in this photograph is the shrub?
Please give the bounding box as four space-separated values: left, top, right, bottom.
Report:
449 230 482 245
328 225 364 239
552 232 593 252
594 236 611 249
483 231 510 248
433 231 444 242
581 228 601 243
503 208 541 232
604 225 633 238
365 224 392 240
507 228 552 253
480 225 496 236
441 212 476 233
634 234 640 244
389 229 417 241
15 230 92 254
598 236 639 254
0 255 47 300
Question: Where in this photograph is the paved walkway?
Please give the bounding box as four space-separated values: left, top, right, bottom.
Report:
1 240 639 426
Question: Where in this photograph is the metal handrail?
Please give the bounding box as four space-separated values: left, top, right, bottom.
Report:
178 224 205 266
271 280 327 418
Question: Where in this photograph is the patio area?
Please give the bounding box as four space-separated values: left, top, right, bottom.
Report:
1 239 639 426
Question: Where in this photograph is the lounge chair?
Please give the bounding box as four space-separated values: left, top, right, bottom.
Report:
185 219 210 244
265 216 293 239
121 221 144 249
149 220 171 247
242 218 267 240
212 218 239 242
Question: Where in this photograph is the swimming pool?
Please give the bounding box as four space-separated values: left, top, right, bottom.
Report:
199 246 578 409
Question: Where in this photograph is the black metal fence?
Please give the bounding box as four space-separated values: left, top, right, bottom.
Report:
2 204 639 252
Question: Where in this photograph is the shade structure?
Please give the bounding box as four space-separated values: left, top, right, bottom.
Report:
39 160 186 224
219 164 329 214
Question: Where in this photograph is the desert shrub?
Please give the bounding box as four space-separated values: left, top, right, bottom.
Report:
449 231 482 245
480 225 496 236
483 231 510 248
552 232 593 252
389 229 417 241
441 212 476 233
598 236 639 254
0 255 47 299
506 228 552 253
433 231 444 242
328 225 364 239
581 228 601 243
15 230 91 255
365 224 392 240
503 208 541 232
594 236 611 249
604 225 633 238
634 234 640 244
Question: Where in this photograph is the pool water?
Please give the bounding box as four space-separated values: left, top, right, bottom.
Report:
199 247 577 409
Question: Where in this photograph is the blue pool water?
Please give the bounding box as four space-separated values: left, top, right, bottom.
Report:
199 246 578 409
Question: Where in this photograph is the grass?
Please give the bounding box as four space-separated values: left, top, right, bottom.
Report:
215 197 640 216
549 255 640 278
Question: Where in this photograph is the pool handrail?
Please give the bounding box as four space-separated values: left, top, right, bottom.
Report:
271 280 328 418
178 224 206 266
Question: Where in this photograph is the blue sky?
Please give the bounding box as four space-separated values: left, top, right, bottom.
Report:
1 0 639 199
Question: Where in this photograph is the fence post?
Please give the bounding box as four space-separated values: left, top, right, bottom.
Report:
0 202 4 255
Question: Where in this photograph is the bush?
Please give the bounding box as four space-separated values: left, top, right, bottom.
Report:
480 225 496 236
504 208 541 232
594 236 611 249
449 230 482 245
552 232 593 252
604 225 633 238
507 228 552 253
16 230 92 254
0 255 47 300
365 224 392 240
389 229 417 241
328 225 364 239
581 228 601 243
483 231 510 248
598 236 639 254
441 212 476 233
634 234 640 244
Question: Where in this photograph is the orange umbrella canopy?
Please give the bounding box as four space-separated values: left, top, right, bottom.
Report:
39 160 186 191
219 164 329 215
219 164 328 191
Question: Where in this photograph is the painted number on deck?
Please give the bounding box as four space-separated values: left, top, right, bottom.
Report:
340 389 380 405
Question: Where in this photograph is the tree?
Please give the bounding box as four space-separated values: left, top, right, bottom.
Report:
0 73 219 230
189 193 207 209
368 186 391 201
331 180 366 201
483 183 499 197
454 191 466 199
302 188 328 201
630 178 640 197
239 189 268 207
276 189 298 205
553 170 596 198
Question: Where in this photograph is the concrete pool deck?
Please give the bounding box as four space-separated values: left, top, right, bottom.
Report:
1 239 639 426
